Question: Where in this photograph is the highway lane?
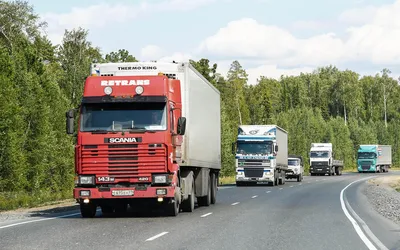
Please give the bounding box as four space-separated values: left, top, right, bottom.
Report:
0 173 396 250
345 172 400 250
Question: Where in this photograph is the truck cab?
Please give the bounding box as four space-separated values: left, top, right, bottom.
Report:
233 125 288 186
357 145 391 173
286 155 304 182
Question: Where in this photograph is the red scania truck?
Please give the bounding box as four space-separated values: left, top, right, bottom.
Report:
66 61 221 217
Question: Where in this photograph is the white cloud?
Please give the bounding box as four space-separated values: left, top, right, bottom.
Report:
41 0 216 45
197 0 400 84
338 5 378 25
140 45 165 61
199 18 345 67
291 20 328 30
158 52 194 63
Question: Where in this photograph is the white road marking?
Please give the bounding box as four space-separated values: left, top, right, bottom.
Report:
307 182 311 184
340 176 387 250
231 202 240 206
146 232 169 241
251 195 258 198
0 212 81 230
266 191 271 193
298 183 302 186
279 188 283 190
200 212 212 218
323 179 326 181
0 207 110 230
289 185 294 188
344 193 388 250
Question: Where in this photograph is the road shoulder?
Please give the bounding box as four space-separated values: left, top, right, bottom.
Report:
362 175 400 226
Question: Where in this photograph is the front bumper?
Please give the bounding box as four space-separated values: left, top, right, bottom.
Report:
74 186 176 200
309 166 330 174
236 176 273 184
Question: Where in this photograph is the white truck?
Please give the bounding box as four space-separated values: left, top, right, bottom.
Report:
70 61 221 217
286 155 304 182
309 143 343 176
233 125 288 186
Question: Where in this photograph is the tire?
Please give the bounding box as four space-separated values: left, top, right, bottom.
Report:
197 175 211 207
80 202 97 218
166 198 179 217
297 174 302 182
210 173 217 204
181 180 195 212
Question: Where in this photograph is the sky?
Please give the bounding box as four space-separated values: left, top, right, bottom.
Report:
27 0 400 85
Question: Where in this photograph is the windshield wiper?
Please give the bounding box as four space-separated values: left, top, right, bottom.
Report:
87 130 117 134
127 127 156 133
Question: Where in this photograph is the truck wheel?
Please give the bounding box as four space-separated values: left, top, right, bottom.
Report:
181 181 195 212
236 181 243 186
210 173 217 204
297 174 302 182
197 175 211 207
167 198 179 217
80 202 97 218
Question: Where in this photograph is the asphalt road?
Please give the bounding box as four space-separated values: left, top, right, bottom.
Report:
1 172 400 250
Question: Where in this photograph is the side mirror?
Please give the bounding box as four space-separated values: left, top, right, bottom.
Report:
177 117 186 135
66 109 75 135
231 142 236 155
274 145 278 152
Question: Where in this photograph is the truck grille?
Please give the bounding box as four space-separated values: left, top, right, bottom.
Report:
81 144 166 179
360 161 373 170
311 161 328 166
244 168 264 178
238 159 270 167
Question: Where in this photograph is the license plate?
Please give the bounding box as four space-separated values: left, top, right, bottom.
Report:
317 169 322 171
112 190 134 196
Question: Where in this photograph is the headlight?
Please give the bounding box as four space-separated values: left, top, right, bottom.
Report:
79 175 94 185
153 175 167 184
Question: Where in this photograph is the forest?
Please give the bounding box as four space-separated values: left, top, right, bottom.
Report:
1 0 399 210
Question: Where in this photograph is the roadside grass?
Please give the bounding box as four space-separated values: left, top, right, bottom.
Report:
343 167 400 173
0 190 73 212
219 176 235 185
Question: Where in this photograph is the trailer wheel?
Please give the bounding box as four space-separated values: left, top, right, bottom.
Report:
210 173 217 204
197 175 211 207
181 180 195 212
80 202 97 218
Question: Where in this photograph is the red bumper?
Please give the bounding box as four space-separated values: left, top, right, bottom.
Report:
74 186 176 199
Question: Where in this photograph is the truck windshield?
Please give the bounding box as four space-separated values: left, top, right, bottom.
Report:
236 141 273 155
310 151 329 158
288 159 299 166
358 152 376 159
80 102 167 132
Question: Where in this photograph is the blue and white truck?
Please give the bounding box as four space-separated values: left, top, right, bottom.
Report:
232 125 288 186
357 145 392 173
